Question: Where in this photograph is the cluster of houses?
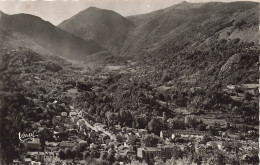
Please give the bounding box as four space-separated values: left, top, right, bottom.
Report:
13 108 150 164
13 100 258 165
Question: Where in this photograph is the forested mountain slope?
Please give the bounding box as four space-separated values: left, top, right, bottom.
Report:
58 7 135 55
0 11 107 60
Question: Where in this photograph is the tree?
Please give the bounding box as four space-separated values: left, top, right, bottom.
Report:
126 160 148 165
148 118 163 135
113 162 120 165
243 91 251 101
167 118 185 130
185 115 197 128
141 134 161 147
197 123 207 131
209 152 226 165
208 126 218 136
90 151 96 158
88 105 96 115
114 154 122 162
169 156 193 165
107 153 115 163
83 151 90 160
64 148 73 159
58 149 66 160
72 146 81 160
244 147 259 165
100 151 108 160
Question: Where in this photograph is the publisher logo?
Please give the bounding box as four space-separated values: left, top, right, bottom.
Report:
19 132 36 143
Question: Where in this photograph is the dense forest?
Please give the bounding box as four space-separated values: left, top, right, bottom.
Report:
0 37 258 164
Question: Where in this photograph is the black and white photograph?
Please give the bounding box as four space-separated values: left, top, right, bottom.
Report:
0 0 259 164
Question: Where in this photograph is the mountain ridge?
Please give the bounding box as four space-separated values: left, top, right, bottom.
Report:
58 7 135 55
0 12 107 60
121 1 259 58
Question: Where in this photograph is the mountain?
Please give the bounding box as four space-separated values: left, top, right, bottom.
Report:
122 1 259 58
0 12 107 60
58 7 135 55
121 1 259 85
0 2 259 164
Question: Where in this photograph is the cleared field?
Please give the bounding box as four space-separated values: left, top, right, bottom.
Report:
105 65 124 71
242 84 259 89
67 88 78 94
174 108 191 115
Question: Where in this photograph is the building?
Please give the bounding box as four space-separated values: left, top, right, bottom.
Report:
115 125 121 130
77 119 86 127
119 149 136 157
78 111 83 117
71 116 79 124
46 141 59 148
94 123 106 131
201 118 227 128
12 160 22 165
195 143 206 154
139 129 148 135
227 132 241 140
79 140 88 147
90 143 98 149
24 140 41 151
59 141 77 149
69 105 75 110
61 112 67 117
66 129 78 136
79 124 88 133
52 116 61 125
137 147 173 161
127 133 136 143
160 129 209 139
89 130 97 139
136 129 148 137
63 123 73 129
26 152 45 162
69 112 77 117
24 158 32 165
44 152 59 163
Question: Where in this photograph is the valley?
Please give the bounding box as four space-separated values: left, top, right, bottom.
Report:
0 1 259 165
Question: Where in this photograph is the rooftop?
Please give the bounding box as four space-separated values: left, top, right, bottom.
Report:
139 147 162 152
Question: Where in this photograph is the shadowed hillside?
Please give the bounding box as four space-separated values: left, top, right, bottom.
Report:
58 7 135 55
0 11 107 60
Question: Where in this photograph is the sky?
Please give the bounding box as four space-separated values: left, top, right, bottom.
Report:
0 0 258 25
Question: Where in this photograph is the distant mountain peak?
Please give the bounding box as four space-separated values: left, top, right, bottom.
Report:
180 1 189 4
85 6 103 11
0 11 5 17
176 0 193 8
58 7 135 55
80 6 115 15
0 12 106 60
87 6 100 9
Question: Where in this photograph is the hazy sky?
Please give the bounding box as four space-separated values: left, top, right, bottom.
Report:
0 0 258 25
